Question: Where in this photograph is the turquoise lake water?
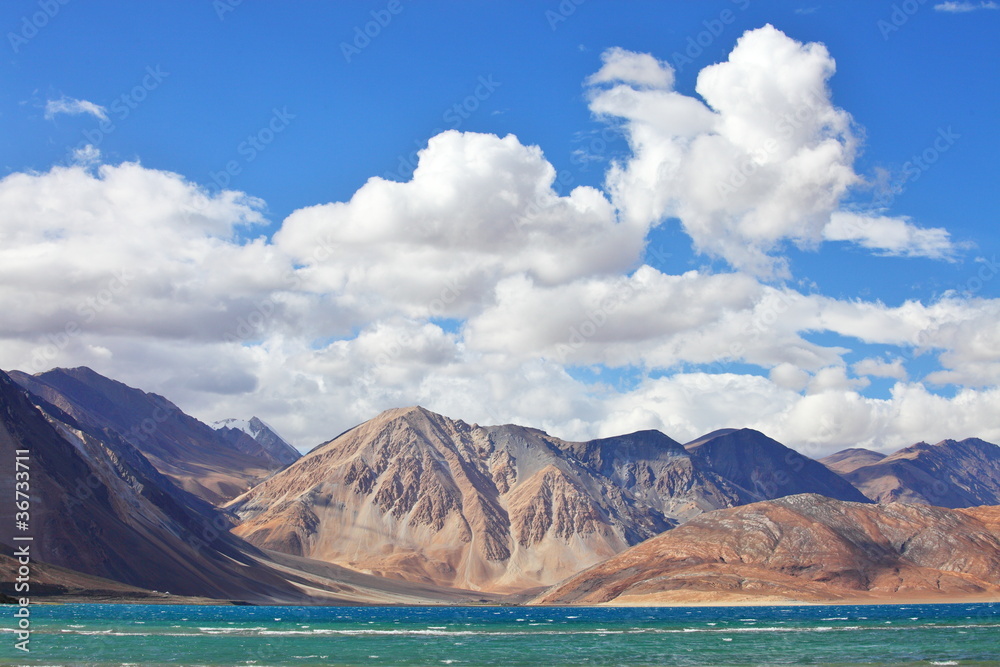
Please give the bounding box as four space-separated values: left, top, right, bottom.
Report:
1 602 997 666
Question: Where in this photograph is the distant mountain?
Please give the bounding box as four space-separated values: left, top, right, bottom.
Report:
0 370 498 605
8 363 997 604
228 408 879 593
533 494 1000 605
230 407 748 592
681 428 739 449
556 429 753 524
10 367 286 504
832 438 1000 507
685 428 871 503
212 416 301 467
0 369 300 600
819 447 887 475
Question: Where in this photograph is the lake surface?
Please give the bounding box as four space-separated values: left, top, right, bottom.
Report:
2 602 997 666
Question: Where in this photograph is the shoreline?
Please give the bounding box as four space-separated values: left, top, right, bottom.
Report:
17 594 999 608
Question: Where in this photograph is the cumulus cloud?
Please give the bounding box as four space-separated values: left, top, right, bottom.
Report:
587 25 958 278
852 357 908 380
44 96 108 121
586 47 675 89
602 373 1000 455
3 132 996 455
0 161 298 350
813 293 1000 387
823 212 956 259
275 130 641 323
934 1 998 11
1 26 996 458
770 362 811 391
464 268 846 373
807 366 869 394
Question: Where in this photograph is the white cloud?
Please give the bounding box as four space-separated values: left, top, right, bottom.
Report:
813 294 1000 387
0 161 295 348
767 382 1000 455
586 47 674 89
464 268 845 373
852 357 908 380
769 362 811 391
2 145 996 454
807 365 869 394
275 130 641 324
824 212 956 259
587 25 958 278
1 27 996 459
44 96 108 121
934 1 998 11
72 144 101 166
602 373 1000 456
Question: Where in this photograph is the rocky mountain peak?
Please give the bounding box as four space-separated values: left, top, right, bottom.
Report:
833 436 1000 507
9 366 291 504
685 428 870 503
819 447 887 475
226 407 883 592
212 416 300 467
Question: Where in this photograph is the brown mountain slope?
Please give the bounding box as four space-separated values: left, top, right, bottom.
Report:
836 438 1000 507
0 369 301 600
228 407 755 593
0 370 493 605
10 367 285 504
819 447 887 475
533 494 1000 605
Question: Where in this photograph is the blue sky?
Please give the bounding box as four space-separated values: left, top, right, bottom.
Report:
1 1 999 454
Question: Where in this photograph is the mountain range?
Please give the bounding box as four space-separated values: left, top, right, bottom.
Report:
820 439 1000 507
212 416 301 467
228 407 866 592
0 369 490 604
535 494 1000 605
3 365 998 605
9 367 297 504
